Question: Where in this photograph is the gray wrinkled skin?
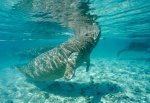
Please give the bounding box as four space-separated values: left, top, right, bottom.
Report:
16 0 101 81
20 24 100 81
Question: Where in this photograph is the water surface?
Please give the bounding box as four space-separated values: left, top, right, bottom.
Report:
0 0 150 103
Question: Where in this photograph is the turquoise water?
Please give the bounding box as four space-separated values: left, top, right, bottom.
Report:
0 0 150 103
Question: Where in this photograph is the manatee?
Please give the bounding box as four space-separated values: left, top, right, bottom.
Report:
15 0 101 81
19 24 100 81
117 41 150 56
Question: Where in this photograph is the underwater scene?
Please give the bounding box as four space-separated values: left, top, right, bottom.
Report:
0 0 150 103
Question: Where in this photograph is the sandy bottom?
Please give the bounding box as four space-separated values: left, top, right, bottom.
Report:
0 58 150 103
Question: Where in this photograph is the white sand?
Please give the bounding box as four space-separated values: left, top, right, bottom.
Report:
0 58 149 103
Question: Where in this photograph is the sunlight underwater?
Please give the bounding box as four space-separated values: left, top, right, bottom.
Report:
0 0 150 103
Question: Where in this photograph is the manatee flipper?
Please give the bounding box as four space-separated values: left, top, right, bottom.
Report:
86 55 90 72
64 52 79 80
64 63 75 80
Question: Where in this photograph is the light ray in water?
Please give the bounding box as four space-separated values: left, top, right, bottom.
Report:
0 0 150 103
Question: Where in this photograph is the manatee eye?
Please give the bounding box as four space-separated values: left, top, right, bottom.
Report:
85 33 88 36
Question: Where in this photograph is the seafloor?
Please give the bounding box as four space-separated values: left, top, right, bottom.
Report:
0 58 149 103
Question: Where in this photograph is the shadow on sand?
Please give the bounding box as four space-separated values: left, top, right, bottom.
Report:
32 81 122 103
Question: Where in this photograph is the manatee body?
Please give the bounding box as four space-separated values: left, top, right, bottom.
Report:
19 30 100 81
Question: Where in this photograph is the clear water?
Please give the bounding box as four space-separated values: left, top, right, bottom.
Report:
0 0 150 103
